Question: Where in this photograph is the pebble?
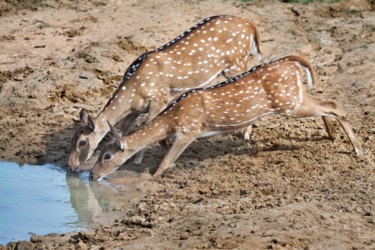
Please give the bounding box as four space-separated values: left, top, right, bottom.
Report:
180 232 189 240
212 189 220 196
14 75 24 81
352 126 360 132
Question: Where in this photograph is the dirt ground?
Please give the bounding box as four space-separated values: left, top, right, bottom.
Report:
0 0 375 249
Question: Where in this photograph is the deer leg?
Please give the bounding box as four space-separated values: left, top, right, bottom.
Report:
159 139 168 153
291 98 362 156
243 125 252 140
119 112 139 135
153 135 195 177
133 100 169 165
134 140 168 165
322 116 337 140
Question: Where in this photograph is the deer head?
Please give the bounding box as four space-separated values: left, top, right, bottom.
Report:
89 122 135 180
67 109 101 171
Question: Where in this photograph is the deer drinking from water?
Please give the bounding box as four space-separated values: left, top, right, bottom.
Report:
67 15 262 171
90 55 362 180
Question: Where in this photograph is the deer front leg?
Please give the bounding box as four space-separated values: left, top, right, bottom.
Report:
133 100 169 165
243 125 252 140
159 139 168 153
291 98 362 156
119 112 139 135
153 135 196 177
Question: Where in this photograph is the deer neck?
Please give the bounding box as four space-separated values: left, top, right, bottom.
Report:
124 116 170 152
96 83 136 132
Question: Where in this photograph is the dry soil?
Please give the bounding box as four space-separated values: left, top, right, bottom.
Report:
0 0 375 249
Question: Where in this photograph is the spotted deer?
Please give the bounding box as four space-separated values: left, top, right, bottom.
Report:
68 15 262 171
90 55 362 180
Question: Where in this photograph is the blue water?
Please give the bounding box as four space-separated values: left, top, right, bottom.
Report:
0 162 115 245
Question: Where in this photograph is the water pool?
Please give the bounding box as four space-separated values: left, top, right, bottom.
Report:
0 162 117 245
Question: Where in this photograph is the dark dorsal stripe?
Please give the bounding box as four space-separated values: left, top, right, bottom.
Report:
161 88 204 114
121 15 228 83
207 64 263 90
122 51 150 81
102 52 150 110
207 58 289 90
154 15 227 53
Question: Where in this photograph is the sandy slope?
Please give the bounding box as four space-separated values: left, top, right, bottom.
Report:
0 0 374 249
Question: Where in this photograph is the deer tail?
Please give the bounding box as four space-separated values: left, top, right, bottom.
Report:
250 22 262 63
288 55 315 91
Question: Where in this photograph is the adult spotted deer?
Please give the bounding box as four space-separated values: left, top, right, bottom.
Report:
90 55 362 180
68 15 262 171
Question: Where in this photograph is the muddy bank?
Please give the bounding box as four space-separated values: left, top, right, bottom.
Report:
0 0 374 249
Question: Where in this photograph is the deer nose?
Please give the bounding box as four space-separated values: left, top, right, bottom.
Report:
68 165 80 173
66 164 73 172
89 172 94 180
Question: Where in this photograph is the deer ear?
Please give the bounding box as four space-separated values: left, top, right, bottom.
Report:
107 121 126 150
80 108 88 123
87 115 96 132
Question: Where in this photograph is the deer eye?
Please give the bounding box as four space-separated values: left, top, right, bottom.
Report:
79 140 87 147
104 153 112 161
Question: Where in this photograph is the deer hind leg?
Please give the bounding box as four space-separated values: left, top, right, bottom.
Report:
291 98 362 156
242 117 333 141
133 100 169 165
322 116 337 140
153 135 195 177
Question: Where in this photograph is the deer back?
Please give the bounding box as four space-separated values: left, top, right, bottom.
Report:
153 56 314 134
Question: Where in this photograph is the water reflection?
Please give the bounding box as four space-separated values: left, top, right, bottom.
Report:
66 172 115 225
0 162 119 245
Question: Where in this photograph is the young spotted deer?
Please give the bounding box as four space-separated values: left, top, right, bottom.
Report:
68 15 262 171
90 55 362 180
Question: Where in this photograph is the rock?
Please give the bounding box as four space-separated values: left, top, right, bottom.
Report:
137 202 148 212
30 235 43 243
77 231 95 241
33 19 49 29
77 239 88 250
123 216 153 228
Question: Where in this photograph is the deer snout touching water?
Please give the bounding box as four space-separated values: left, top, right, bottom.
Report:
67 15 262 172
90 55 362 180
